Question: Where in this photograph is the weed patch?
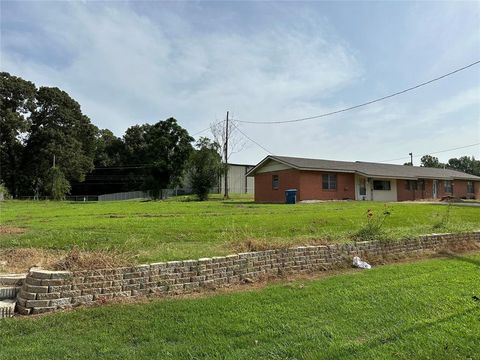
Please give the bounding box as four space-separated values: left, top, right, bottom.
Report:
432 203 452 231
0 247 130 273
353 206 391 241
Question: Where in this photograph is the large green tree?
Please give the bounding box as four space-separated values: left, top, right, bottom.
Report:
0 72 36 197
140 118 193 199
22 86 96 196
123 124 151 164
94 128 125 167
187 138 222 201
420 154 479 175
447 156 480 176
420 155 443 168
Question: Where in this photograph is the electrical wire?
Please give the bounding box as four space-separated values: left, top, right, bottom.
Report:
235 60 480 125
190 119 226 136
379 142 480 163
231 122 273 154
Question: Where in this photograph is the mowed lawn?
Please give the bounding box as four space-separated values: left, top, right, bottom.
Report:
1 255 479 359
1 198 479 262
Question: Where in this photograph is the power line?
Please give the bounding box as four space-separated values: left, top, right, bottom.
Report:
191 126 212 136
236 60 480 125
379 142 480 163
190 119 227 137
93 165 154 170
231 122 273 154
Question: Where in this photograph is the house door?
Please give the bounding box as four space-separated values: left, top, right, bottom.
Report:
358 177 367 200
432 180 438 199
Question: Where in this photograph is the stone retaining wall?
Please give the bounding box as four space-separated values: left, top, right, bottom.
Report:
16 232 480 315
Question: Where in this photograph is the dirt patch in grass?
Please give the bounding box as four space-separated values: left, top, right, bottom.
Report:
0 247 131 273
0 226 26 234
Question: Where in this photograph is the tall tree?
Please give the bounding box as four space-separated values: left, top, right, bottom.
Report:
21 87 96 195
94 128 124 167
123 124 152 165
141 118 193 199
420 155 443 168
447 156 480 176
0 72 36 197
187 138 222 201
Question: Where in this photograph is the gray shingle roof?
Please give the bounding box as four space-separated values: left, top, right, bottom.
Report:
248 155 480 180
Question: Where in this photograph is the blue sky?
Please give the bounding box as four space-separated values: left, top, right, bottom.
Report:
1 1 479 165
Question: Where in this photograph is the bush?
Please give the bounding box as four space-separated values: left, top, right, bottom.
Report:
0 183 10 200
354 207 391 241
187 138 222 201
44 166 71 200
432 203 452 231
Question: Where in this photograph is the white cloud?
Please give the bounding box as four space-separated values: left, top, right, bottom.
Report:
2 2 479 165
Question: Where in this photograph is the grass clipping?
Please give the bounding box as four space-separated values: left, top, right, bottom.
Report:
0 247 131 273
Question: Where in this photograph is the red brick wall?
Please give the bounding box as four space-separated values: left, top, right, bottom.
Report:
254 169 300 203
451 180 477 199
254 171 480 202
397 179 479 201
299 171 355 201
453 181 467 198
397 179 434 201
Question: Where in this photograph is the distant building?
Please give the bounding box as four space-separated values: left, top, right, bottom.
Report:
247 155 480 203
218 163 255 195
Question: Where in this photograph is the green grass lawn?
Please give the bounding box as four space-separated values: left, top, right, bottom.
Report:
1 254 479 359
0 198 479 263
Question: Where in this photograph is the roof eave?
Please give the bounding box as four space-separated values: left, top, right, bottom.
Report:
246 155 291 177
296 167 356 174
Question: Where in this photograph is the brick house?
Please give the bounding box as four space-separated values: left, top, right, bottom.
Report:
247 155 480 203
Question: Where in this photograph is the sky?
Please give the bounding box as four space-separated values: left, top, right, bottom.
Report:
1 1 479 165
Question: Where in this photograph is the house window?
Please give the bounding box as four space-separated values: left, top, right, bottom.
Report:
444 180 453 193
405 180 424 191
373 180 391 190
467 181 474 193
322 174 337 190
359 178 367 196
417 180 425 191
405 180 417 191
272 175 279 190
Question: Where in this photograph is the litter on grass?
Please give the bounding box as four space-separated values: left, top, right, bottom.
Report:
352 256 372 269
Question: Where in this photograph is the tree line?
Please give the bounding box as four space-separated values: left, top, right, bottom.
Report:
2 72 478 200
418 155 480 175
0 72 221 200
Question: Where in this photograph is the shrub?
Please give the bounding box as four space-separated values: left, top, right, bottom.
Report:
0 183 10 200
432 203 452 231
187 138 222 201
44 166 71 200
354 206 391 241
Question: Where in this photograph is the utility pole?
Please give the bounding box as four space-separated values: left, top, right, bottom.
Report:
224 111 229 199
53 154 56 168
409 152 413 166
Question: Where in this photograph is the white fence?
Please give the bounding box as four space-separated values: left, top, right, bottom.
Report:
98 188 192 201
98 191 150 201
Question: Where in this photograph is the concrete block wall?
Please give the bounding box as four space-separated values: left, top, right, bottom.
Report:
16 232 480 315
